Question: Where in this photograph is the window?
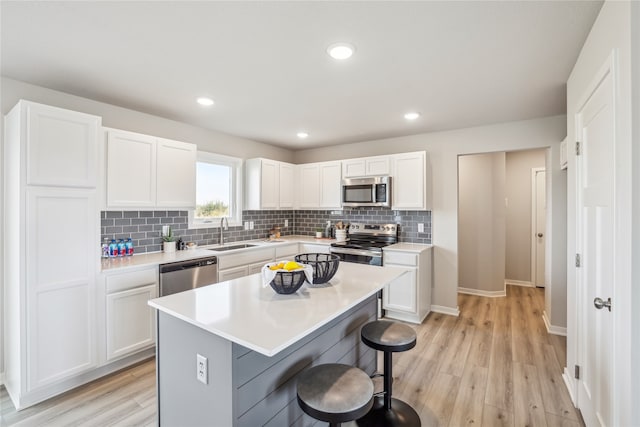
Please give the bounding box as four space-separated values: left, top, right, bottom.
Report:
188 151 243 229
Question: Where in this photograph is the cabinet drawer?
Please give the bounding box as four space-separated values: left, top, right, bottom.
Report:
383 251 418 266
105 267 158 294
217 248 274 269
275 244 298 260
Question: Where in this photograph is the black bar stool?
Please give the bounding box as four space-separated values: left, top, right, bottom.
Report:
297 363 374 427
357 320 421 426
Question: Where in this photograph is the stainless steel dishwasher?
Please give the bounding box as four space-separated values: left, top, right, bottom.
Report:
159 256 218 297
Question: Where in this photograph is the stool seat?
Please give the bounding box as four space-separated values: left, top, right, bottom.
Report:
361 320 416 353
297 363 374 424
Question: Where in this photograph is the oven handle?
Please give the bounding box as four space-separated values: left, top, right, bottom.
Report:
330 247 382 258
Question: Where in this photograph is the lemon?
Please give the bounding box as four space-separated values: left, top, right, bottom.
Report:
269 262 286 271
284 261 302 271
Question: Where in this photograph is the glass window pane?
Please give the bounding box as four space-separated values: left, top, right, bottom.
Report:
195 161 231 219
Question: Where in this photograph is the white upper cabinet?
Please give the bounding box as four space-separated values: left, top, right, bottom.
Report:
25 101 100 188
298 164 320 208
319 161 342 208
107 130 156 208
391 151 430 210
105 129 196 209
342 156 390 178
279 162 295 208
297 161 342 209
156 138 196 208
245 158 295 209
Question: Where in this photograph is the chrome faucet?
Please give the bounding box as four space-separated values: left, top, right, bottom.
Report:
219 217 229 246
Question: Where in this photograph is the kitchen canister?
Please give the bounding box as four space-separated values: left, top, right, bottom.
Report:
335 230 347 241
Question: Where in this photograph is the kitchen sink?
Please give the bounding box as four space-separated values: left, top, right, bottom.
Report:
209 243 257 252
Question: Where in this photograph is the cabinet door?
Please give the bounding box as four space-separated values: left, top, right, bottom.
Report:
219 266 249 282
26 102 100 188
107 130 156 207
27 188 98 390
106 284 157 361
383 267 417 314
279 163 295 208
261 160 279 209
342 159 366 178
319 162 342 208
156 138 196 208
392 152 427 210
299 243 330 254
298 164 320 208
366 157 390 175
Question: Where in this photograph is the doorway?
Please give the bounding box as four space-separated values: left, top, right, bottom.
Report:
458 149 547 296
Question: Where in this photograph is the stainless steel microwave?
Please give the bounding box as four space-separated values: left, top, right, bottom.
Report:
341 176 392 207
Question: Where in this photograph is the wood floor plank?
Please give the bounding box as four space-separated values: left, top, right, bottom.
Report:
513 362 548 427
535 344 580 421
417 372 461 427
545 412 582 427
448 364 489 427
1 286 582 427
482 403 514 427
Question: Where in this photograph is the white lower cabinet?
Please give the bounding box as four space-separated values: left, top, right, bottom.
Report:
219 265 250 281
103 267 158 362
105 285 157 361
382 246 432 324
298 243 331 254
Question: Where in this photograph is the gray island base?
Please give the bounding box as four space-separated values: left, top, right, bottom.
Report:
149 263 409 426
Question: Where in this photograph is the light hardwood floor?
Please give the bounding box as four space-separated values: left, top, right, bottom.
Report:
1 285 581 426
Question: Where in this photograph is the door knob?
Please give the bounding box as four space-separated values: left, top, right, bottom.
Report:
593 297 612 312
537 233 543 238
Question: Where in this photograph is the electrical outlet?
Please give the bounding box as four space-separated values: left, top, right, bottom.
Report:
249 221 254 230
197 354 208 384
244 221 249 230
284 219 288 228
418 223 424 233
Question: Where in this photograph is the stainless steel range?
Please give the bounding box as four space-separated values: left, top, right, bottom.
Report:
330 223 398 266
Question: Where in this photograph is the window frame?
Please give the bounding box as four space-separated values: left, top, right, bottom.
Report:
188 151 243 229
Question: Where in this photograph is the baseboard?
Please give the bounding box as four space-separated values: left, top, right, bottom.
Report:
563 368 577 405
458 287 506 298
430 305 460 316
505 279 535 287
542 310 568 336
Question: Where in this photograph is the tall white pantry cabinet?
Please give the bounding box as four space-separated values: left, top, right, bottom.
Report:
3 100 101 409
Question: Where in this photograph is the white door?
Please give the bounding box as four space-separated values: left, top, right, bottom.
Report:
532 168 546 287
260 160 279 209
319 162 342 208
576 62 614 427
279 163 295 208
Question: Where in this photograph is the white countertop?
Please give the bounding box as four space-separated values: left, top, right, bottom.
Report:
148 262 408 357
101 235 335 272
384 242 433 253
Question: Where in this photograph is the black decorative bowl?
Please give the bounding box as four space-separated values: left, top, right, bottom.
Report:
294 253 340 284
270 270 307 294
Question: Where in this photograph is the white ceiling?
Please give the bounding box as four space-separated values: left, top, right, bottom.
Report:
1 1 602 150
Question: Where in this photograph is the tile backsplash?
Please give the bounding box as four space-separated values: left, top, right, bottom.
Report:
101 208 431 254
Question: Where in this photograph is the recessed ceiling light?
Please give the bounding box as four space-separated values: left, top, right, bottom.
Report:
196 97 214 106
327 43 355 60
297 132 309 139
404 112 421 121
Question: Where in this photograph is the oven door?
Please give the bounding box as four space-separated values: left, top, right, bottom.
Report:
330 247 382 266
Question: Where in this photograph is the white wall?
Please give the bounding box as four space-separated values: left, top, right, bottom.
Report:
505 149 546 283
565 1 633 424
631 2 640 422
295 115 566 313
458 152 506 294
0 78 294 162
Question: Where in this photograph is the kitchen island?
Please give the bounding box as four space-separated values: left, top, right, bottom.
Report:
148 262 408 427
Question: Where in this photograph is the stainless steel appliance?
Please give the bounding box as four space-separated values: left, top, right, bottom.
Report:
159 256 218 297
330 223 398 266
341 176 392 207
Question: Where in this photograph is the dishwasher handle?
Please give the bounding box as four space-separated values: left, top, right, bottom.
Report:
159 257 217 274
